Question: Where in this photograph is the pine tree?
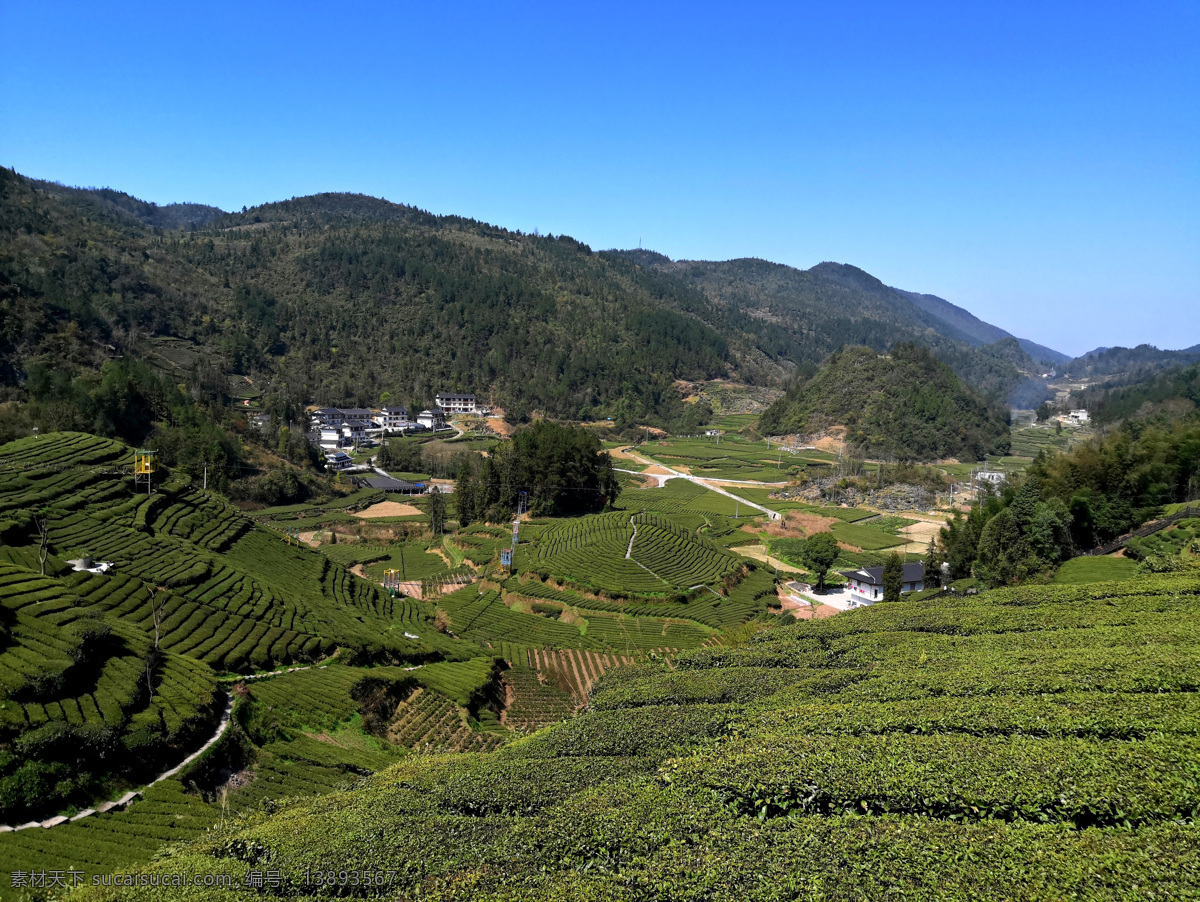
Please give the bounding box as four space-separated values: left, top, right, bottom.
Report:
882 553 904 602
428 490 446 536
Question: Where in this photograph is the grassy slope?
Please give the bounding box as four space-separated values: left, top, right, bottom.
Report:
71 573 1200 901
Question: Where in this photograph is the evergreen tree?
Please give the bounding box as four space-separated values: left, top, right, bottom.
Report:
428 490 446 536
456 457 477 527
882 553 904 602
923 538 944 588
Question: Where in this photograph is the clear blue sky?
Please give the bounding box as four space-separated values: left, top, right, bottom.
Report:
2 1 1197 357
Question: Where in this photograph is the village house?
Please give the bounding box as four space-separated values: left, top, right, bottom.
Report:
840 562 925 602
435 392 476 415
324 450 354 472
417 408 446 431
339 408 376 430
309 407 343 429
353 475 425 495
376 406 410 431
1066 409 1090 425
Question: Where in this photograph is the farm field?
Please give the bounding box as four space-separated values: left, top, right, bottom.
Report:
634 435 797 482
828 520 907 551
524 510 742 596
1125 519 1199 561
82 572 1200 900
0 432 785 882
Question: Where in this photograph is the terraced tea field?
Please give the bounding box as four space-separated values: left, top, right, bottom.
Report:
0 432 786 883
633 435 797 482
86 568 1200 901
527 510 742 596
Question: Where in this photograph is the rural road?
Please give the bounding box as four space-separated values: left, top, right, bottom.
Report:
617 449 784 520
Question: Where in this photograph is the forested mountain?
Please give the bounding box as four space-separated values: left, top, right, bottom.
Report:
1072 362 1200 425
30 179 225 230
757 344 1011 460
1 168 1057 455
1065 344 1200 382
621 254 1060 404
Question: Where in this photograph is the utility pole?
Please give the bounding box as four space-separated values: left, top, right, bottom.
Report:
203 462 207 491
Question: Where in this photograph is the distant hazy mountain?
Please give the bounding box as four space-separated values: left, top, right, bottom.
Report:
1016 339 1072 368
617 254 1058 405
1066 344 1200 381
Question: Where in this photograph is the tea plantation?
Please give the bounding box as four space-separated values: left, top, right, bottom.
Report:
0 432 787 889
65 571 1200 901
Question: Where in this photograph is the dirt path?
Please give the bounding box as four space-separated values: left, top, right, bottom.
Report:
5 691 239 831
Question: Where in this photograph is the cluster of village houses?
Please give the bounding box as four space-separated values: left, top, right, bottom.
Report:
307 393 482 471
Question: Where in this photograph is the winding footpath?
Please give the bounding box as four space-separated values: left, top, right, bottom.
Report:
2 663 331 832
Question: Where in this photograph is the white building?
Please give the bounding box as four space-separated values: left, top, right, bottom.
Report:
1067 409 1090 425
840 563 925 602
417 409 446 431
325 451 354 472
309 407 343 429
436 392 476 415
376 406 410 431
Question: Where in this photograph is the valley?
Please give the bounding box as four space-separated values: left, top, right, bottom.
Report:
0 172 1197 900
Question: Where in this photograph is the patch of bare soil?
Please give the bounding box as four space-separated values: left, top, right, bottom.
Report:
485 412 515 437
396 580 423 598
898 519 942 553
298 530 324 547
641 466 677 482
790 601 841 620
216 768 256 793
803 427 848 454
737 544 801 573
354 501 422 519
765 511 837 540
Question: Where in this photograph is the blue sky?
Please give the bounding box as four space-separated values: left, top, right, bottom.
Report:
2 1 1196 356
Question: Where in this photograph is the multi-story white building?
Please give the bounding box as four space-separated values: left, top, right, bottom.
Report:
417 409 446 431
436 392 476 415
376 406 410 431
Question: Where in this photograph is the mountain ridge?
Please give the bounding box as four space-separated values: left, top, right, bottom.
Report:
1 170 1069 443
